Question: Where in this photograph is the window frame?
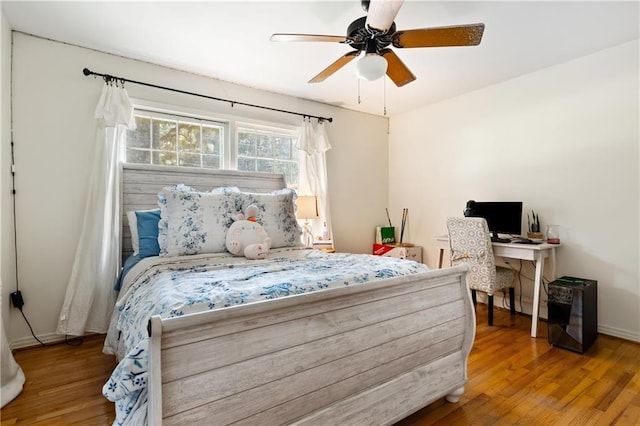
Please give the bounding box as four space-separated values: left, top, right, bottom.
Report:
126 100 301 187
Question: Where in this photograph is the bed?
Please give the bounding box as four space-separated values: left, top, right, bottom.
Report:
103 163 475 425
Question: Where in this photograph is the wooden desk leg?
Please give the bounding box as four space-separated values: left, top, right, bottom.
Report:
531 252 546 338
438 248 444 269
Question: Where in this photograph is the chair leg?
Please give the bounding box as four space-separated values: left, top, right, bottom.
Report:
471 289 477 306
488 295 494 326
509 288 516 315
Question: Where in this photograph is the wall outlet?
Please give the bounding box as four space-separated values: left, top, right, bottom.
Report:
10 291 24 309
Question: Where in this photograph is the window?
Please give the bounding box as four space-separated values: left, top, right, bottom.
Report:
126 110 225 169
125 108 301 187
237 125 299 187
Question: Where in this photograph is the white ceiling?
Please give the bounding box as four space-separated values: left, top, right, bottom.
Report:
2 1 639 117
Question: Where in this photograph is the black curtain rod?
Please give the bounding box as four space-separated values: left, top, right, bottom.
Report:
82 68 333 123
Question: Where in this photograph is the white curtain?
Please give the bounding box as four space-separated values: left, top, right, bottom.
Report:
57 84 135 336
296 118 333 240
1 293 25 408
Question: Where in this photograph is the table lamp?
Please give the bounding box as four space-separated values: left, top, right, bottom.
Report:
296 196 319 247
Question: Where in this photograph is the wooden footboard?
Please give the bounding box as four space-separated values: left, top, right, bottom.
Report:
148 264 474 425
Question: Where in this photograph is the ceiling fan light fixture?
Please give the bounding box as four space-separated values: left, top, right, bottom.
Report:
272 0 484 87
356 53 387 81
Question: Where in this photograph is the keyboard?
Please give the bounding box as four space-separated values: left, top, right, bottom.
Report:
511 238 542 245
491 237 511 243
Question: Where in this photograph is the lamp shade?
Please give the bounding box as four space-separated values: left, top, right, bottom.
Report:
296 196 319 220
355 54 388 81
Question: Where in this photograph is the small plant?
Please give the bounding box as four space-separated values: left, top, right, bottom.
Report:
528 210 540 233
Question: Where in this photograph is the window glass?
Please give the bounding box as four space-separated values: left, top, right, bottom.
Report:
126 110 225 170
152 119 176 151
237 126 299 187
125 109 300 187
202 127 220 155
128 116 150 149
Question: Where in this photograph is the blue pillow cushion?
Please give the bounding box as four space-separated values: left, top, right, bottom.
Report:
136 209 161 258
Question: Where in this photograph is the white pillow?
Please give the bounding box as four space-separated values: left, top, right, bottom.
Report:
157 185 240 256
126 210 140 255
159 185 236 257
234 189 302 248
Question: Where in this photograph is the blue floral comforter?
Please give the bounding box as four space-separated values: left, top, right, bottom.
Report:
102 247 428 425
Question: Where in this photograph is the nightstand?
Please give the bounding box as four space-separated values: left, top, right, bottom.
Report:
312 241 334 253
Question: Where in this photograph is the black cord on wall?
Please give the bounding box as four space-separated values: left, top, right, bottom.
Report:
10 119 82 349
8 32 82 348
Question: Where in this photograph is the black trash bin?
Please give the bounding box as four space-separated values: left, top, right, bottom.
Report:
547 276 597 354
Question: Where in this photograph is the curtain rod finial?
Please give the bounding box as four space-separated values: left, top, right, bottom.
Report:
83 68 92 76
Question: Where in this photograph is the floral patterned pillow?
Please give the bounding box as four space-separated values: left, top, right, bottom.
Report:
158 185 236 257
234 189 302 248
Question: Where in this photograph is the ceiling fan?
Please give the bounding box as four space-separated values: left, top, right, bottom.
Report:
270 0 485 87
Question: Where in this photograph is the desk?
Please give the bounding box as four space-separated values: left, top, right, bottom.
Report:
435 236 560 338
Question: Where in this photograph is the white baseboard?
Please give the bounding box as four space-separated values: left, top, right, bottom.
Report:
597 324 640 343
479 291 640 343
10 332 70 350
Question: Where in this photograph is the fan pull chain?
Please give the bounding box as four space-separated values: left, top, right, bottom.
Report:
383 77 387 116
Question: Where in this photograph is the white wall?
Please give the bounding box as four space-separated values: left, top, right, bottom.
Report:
4 32 389 346
389 40 640 342
1 9 14 338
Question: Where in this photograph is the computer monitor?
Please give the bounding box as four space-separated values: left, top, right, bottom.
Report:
463 200 523 241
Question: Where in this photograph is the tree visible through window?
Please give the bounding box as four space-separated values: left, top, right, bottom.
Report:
237 127 299 187
125 109 301 188
126 111 223 169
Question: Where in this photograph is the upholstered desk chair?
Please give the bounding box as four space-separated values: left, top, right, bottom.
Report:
447 217 516 326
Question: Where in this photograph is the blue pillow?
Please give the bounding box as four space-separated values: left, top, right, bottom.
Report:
136 209 161 258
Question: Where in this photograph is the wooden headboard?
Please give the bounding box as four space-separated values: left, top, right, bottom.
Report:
121 164 287 258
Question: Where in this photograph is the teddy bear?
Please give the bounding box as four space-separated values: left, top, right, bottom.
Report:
226 204 271 259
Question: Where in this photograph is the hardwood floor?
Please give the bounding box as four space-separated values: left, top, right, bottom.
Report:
2 305 639 425
398 307 640 426
1 334 116 425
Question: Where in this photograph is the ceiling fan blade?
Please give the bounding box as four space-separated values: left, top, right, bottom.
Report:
270 33 347 43
309 51 360 83
365 0 404 33
393 23 485 48
380 48 415 87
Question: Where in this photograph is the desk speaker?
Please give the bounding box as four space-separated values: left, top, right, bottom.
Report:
547 276 597 354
